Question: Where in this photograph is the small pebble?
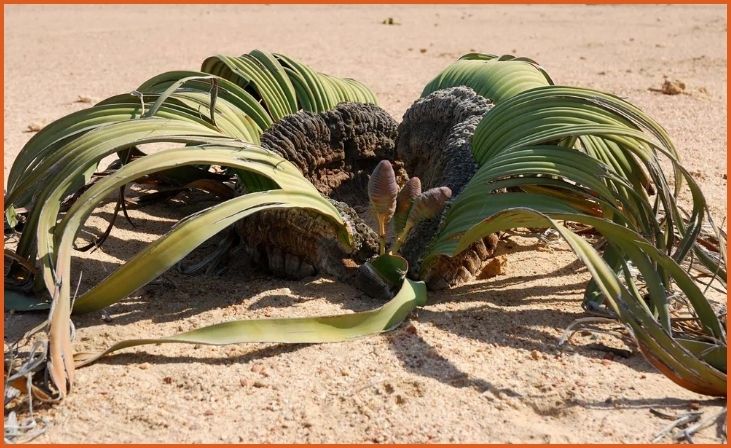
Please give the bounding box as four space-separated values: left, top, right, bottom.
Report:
251 364 268 376
25 122 44 132
651 79 686 95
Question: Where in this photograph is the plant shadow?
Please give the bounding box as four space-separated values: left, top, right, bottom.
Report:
93 342 310 367
6 198 668 400
383 252 661 394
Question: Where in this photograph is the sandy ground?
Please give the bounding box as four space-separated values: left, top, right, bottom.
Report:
3 4 728 444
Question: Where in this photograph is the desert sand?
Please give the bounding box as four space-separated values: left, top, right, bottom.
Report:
3 4 728 443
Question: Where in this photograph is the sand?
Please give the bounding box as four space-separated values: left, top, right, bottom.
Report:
3 4 728 443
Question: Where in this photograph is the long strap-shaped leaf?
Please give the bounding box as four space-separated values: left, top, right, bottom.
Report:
201 54 295 121
20 119 230 260
6 102 218 208
6 50 385 402
425 208 726 396
44 146 427 397
8 49 379 214
44 145 349 398
137 70 274 131
53 147 349 311
274 53 377 111
421 54 553 103
73 278 426 367
469 85 718 275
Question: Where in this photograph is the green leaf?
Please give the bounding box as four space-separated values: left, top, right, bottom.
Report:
365 254 409 288
42 144 351 398
47 146 349 313
5 49 383 402
425 207 726 396
73 278 427 367
422 53 553 103
5 205 18 230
